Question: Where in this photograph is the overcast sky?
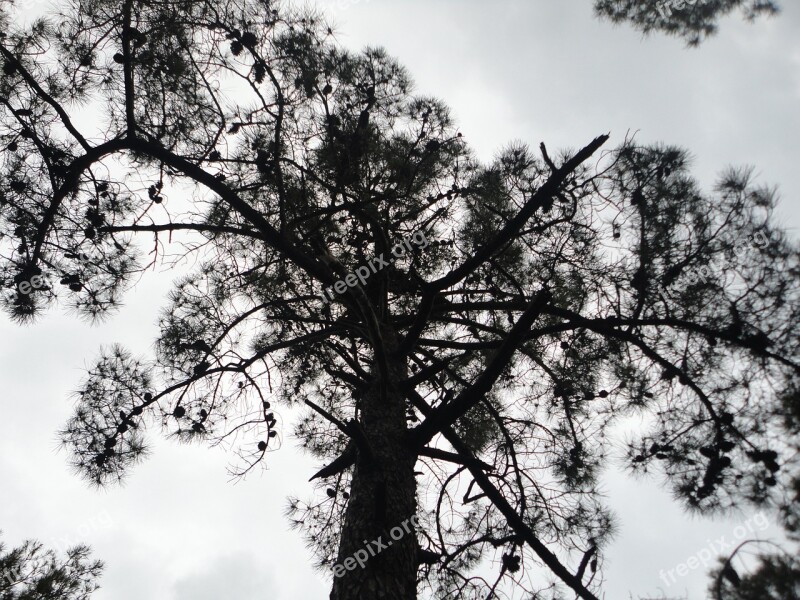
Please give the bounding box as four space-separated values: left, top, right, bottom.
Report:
1 1 798 599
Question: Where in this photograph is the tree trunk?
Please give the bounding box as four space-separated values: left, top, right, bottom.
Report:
329 353 418 600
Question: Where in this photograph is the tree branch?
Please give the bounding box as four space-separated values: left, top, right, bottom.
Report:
403 387 600 600
430 134 608 292
409 287 552 448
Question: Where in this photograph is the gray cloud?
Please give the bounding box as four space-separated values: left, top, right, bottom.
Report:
172 554 275 600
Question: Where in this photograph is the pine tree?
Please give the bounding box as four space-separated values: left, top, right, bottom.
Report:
708 377 800 600
710 552 800 599
594 0 779 45
1 1 797 599
0 534 102 600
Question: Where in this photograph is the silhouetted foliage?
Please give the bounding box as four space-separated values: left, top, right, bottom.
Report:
0 0 798 599
777 385 800 539
594 0 779 45
0 534 102 600
706 383 800 600
710 551 800 599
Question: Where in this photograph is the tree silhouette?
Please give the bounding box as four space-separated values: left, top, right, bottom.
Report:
710 549 800 599
1 0 798 599
594 0 780 46
708 382 800 600
0 534 102 600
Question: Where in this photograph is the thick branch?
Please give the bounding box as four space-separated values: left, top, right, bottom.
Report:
409 287 552 448
429 134 608 292
419 446 493 471
0 44 91 151
99 222 263 239
396 135 607 357
403 387 600 600
127 138 335 285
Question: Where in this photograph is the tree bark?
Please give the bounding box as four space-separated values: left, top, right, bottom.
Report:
329 351 418 600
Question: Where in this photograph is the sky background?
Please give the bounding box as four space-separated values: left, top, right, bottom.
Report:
1 1 799 599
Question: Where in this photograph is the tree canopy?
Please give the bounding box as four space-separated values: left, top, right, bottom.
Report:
0 534 102 600
710 551 800 600
594 0 780 45
0 0 797 599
